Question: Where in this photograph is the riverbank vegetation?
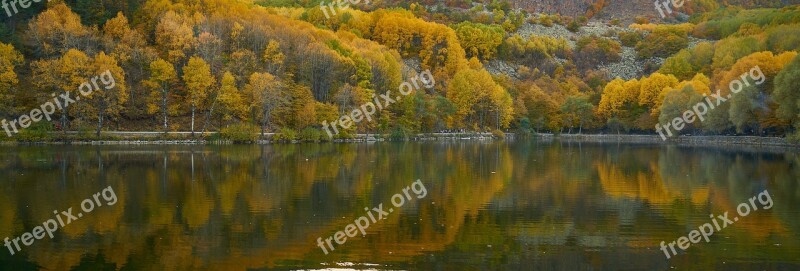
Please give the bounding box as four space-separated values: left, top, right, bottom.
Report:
0 0 799 142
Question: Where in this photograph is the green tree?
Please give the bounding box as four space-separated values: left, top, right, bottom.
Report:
560 96 594 134
773 56 800 134
454 22 505 60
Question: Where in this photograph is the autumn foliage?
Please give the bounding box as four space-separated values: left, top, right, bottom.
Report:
0 0 798 139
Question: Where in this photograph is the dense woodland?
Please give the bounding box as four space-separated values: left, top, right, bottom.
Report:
0 0 800 141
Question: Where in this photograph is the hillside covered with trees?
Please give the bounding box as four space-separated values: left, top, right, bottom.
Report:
0 0 799 141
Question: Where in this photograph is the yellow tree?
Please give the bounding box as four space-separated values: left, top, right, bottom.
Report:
155 11 196 65
102 12 155 119
598 78 643 131
87 52 128 137
217 72 247 123
638 73 679 118
517 84 560 132
597 78 627 119
243 72 286 135
32 49 91 133
0 43 23 115
196 32 224 73
447 68 512 129
263 40 285 75
182 57 215 136
447 68 488 127
270 81 317 129
102 12 151 66
24 4 91 57
230 22 244 51
453 22 505 60
490 84 514 129
144 58 177 132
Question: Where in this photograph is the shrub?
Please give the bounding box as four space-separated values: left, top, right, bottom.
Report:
636 28 689 58
765 24 800 53
17 121 53 142
492 129 506 139
501 34 570 66
299 127 322 142
577 16 588 25
333 129 355 140
567 20 580 32
220 123 259 143
574 36 621 70
76 124 93 138
619 31 644 47
387 126 410 140
630 23 694 33
272 127 298 142
539 15 553 27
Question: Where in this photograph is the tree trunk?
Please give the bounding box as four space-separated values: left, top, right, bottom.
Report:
162 88 168 133
191 106 196 137
96 101 106 137
96 112 103 137
202 98 218 135
61 113 67 137
261 108 270 137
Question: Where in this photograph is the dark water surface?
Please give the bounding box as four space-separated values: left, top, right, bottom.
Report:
0 140 799 270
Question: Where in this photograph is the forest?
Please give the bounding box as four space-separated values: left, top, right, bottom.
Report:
0 0 799 141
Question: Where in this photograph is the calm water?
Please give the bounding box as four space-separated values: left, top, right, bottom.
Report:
0 140 799 270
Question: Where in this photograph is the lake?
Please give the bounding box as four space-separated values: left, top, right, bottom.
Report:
0 140 798 270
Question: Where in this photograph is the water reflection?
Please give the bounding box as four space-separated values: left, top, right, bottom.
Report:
0 141 798 270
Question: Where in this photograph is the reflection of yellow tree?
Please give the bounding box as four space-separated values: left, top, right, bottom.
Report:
144 170 176 225
595 147 711 206
218 164 251 215
200 142 513 269
596 162 685 205
183 184 213 228
8 142 800 270
0 187 17 241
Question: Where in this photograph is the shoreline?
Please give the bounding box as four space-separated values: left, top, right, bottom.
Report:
540 133 799 147
539 134 800 153
0 132 507 145
1 132 799 149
